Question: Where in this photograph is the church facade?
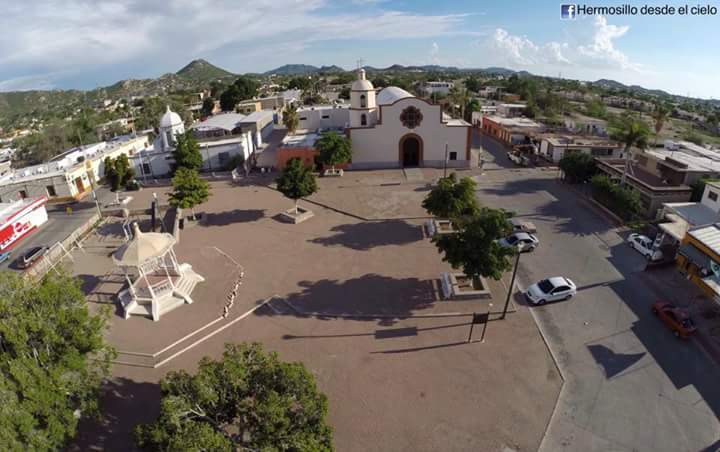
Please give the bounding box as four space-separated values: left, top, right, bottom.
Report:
346 69 471 170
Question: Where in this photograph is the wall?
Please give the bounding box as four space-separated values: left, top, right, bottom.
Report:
276 147 318 169
349 97 469 169
297 107 349 130
701 184 720 212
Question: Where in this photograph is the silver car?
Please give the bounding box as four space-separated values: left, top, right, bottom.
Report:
526 277 577 305
498 232 539 252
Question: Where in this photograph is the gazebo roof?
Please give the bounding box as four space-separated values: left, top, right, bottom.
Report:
113 223 176 267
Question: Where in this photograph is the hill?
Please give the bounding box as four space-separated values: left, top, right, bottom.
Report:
176 59 235 81
264 64 321 75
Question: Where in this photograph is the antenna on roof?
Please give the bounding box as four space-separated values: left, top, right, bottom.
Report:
356 59 364 71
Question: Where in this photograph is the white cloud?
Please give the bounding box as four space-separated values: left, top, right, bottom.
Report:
0 0 464 89
429 42 440 64
485 15 638 71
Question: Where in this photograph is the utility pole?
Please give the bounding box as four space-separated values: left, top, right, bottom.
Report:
77 129 102 219
444 142 449 178
501 252 521 320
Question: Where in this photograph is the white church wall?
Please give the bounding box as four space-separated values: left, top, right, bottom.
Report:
349 97 469 169
298 107 349 131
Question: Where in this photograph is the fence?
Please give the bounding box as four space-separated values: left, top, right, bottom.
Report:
25 213 102 279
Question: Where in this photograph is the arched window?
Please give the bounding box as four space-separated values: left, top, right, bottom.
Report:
360 94 366 108
361 114 367 126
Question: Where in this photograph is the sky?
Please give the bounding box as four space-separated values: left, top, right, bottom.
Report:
1 0 718 99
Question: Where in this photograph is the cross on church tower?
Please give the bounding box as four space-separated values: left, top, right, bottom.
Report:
356 59 364 71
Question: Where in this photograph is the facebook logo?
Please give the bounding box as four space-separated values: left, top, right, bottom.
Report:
560 4 577 19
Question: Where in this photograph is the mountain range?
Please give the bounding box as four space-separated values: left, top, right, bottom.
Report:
1 59 717 126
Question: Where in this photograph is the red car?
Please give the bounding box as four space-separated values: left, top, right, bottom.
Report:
651 301 696 338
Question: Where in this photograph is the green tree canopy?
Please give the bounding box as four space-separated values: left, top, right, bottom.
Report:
559 152 597 184
171 131 203 172
276 157 318 213
283 104 300 135
591 174 642 220
432 208 515 280
609 112 650 153
651 103 671 145
464 76 481 93
0 271 115 450
422 173 480 219
103 154 135 191
201 97 215 117
316 131 352 171
287 77 313 91
219 76 260 111
134 343 333 452
168 168 210 220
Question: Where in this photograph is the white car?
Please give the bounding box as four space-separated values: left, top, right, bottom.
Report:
627 233 663 261
498 232 539 252
525 277 577 305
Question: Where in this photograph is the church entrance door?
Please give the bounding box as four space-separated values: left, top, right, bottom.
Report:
400 135 421 167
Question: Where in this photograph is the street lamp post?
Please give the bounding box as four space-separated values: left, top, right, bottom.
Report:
501 252 521 320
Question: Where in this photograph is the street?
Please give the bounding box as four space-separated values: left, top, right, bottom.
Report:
1 186 117 271
477 132 720 452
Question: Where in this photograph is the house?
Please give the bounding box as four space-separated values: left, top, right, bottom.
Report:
0 135 149 203
564 115 607 136
481 115 545 145
497 103 526 118
676 223 720 303
419 81 454 97
594 157 695 218
236 100 262 115
297 105 350 131
658 181 720 245
540 136 622 163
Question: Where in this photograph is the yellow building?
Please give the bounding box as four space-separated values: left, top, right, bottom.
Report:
677 223 720 302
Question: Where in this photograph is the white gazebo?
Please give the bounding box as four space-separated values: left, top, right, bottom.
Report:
113 223 204 321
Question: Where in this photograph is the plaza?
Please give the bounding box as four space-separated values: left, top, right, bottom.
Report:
70 169 560 452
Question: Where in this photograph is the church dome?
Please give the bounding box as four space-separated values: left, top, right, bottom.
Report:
159 105 183 128
351 69 374 91
376 86 414 105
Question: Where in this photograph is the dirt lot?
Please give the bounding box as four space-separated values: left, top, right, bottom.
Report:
72 171 560 452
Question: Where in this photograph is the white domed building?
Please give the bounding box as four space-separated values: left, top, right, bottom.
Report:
346 69 471 169
158 106 185 152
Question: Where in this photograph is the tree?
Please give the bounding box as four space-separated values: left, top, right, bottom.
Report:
201 97 215 117
464 76 481 93
0 270 115 450
371 77 388 88
276 158 318 214
283 104 300 134
134 342 333 452
448 86 469 119
287 77 312 91
608 112 650 185
338 87 350 100
171 131 203 172
316 131 352 172
432 208 515 281
168 168 210 220
651 103 671 146
103 154 135 191
591 174 642 220
422 173 480 218
585 99 608 119
219 76 260 111
559 152 597 184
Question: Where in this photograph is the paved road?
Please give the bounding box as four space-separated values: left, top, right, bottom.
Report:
1 186 119 271
477 132 720 452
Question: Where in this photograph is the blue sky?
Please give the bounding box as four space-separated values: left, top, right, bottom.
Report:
1 0 718 98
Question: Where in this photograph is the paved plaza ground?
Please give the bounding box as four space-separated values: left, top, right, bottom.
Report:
70 171 561 452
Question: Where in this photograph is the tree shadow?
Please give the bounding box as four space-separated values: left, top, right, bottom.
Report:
309 220 423 251
255 274 439 326
200 209 266 227
587 344 646 379
71 377 159 452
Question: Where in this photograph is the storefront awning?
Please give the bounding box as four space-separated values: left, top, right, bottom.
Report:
678 243 710 268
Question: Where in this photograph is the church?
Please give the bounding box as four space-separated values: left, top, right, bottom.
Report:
345 69 471 169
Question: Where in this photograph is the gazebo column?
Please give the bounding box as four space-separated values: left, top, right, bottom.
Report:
161 254 175 289
141 267 160 321
169 248 181 274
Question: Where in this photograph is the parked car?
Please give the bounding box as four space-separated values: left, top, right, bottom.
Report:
627 233 663 261
498 232 539 252
510 218 537 234
525 277 577 305
507 152 529 166
652 300 696 338
16 246 48 269
0 250 11 264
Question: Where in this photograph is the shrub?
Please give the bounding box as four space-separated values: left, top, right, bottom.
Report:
591 174 642 220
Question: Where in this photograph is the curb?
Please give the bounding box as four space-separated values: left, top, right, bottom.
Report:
517 280 567 452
